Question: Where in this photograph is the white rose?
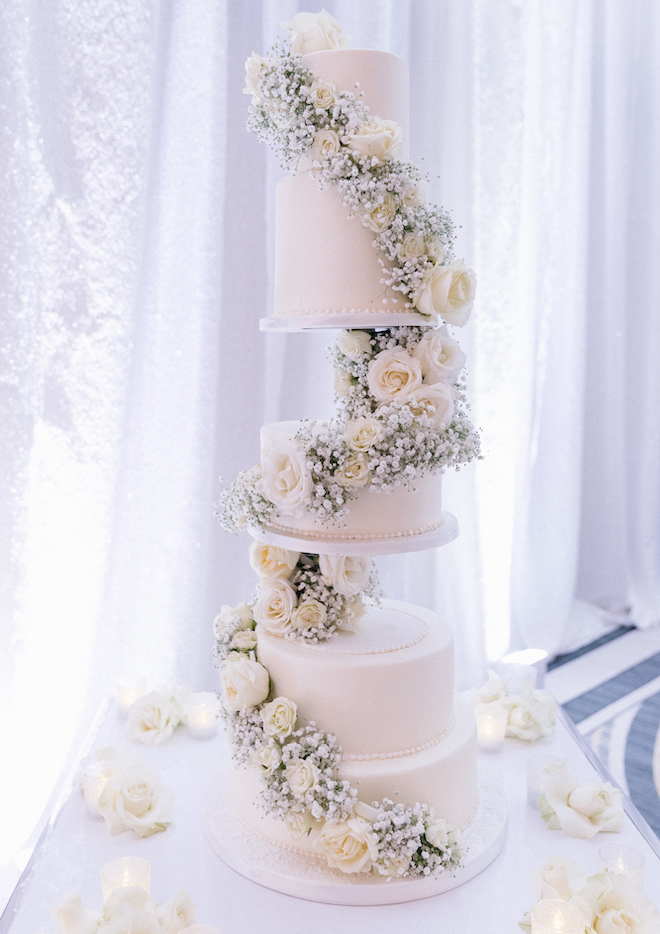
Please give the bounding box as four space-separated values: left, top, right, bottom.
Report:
213 601 254 638
539 761 625 839
251 742 282 776
336 329 372 360
220 655 270 712
243 52 267 98
346 117 403 163
156 890 197 934
318 554 371 596
405 382 455 429
397 231 426 262
284 809 321 839
470 669 507 706
314 816 379 874
312 128 342 162
333 369 353 396
377 854 411 877
81 746 138 814
531 856 587 902
425 236 446 265
253 577 298 635
310 77 338 109
335 454 371 488
425 816 450 848
125 691 182 746
285 759 320 799
249 540 299 580
230 629 258 651
259 439 313 517
340 594 367 631
345 416 382 452
412 330 466 382
414 259 476 326
361 192 398 232
576 872 660 934
367 347 423 402
99 765 174 838
402 180 426 207
502 689 557 741
291 599 327 630
261 696 297 738
52 895 101 934
282 10 351 55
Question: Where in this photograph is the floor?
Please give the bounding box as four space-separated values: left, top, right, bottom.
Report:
545 623 660 839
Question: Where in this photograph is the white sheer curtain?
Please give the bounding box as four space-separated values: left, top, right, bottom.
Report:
1 0 659 883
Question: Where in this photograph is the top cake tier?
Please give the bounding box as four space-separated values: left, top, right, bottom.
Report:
261 49 434 332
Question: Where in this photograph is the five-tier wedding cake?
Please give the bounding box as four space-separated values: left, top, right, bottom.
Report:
205 11 507 904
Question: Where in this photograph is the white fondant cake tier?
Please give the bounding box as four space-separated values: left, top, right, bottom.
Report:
260 420 445 545
228 694 478 851
256 601 455 757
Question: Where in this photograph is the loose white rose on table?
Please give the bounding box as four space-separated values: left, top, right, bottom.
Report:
531 855 588 902
81 746 138 815
336 329 372 360
313 127 342 161
319 554 371 597
346 117 403 163
261 696 297 738
282 9 351 55
243 52 267 99
285 758 321 799
367 347 423 402
258 439 313 516
470 669 508 705
97 764 174 838
405 382 455 429
220 655 270 712
335 453 371 487
345 416 382 452
291 599 328 630
414 259 476 326
125 690 184 746
361 192 399 232
253 577 298 635
52 885 215 934
309 77 338 110
314 816 380 874
251 741 282 776
51 894 101 934
412 329 466 382
249 540 299 580
501 689 557 741
537 760 625 839
156 889 197 934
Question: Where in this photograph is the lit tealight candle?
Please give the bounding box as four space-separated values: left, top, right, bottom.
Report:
185 692 221 740
101 857 151 903
530 898 585 934
473 702 508 752
115 678 147 717
526 753 563 808
598 844 645 888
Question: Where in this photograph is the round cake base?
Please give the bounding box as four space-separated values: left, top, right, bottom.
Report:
259 312 436 332
247 511 459 557
203 766 507 906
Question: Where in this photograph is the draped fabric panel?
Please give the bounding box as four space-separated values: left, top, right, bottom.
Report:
1 0 659 879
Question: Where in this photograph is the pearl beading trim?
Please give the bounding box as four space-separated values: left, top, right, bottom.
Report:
343 713 456 761
275 305 415 315
267 516 445 542
299 612 428 655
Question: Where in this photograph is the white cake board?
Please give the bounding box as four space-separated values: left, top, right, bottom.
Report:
204 766 507 906
247 511 459 557
260 312 436 332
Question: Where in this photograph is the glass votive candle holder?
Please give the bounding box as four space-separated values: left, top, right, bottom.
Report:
598 844 645 888
526 754 563 808
185 692 221 740
474 702 508 752
530 898 585 933
101 857 151 903
115 678 147 717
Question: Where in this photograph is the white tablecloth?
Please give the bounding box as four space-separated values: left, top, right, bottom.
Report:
3 700 660 934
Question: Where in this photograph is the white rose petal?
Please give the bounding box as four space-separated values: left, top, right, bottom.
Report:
310 77 338 109
230 629 258 651
333 369 353 396
335 454 371 488
502 689 557 741
220 655 270 712
249 540 299 580
254 577 298 635
367 347 423 402
346 117 403 163
251 742 282 776
284 809 321 839
576 872 660 934
213 601 254 639
258 439 313 517
318 554 371 596
336 330 372 360
125 691 182 746
291 599 327 630
425 236 446 266
312 128 342 161
539 761 625 839
261 696 297 738
405 382 455 429
339 594 367 631
361 192 398 232
285 759 321 799
531 855 588 902
282 10 351 55
402 180 426 207
314 816 380 874
470 669 507 706
414 259 476 326
51 895 101 934
397 231 426 262
412 330 466 382
243 52 267 98
156 890 197 934
99 765 174 838
345 416 382 452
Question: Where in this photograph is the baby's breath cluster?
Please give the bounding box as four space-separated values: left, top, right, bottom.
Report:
369 800 464 877
215 466 274 535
